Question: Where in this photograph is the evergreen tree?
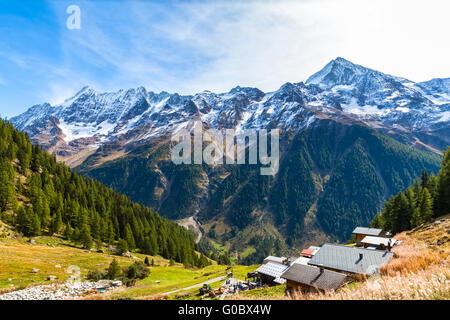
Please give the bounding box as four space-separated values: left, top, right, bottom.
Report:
418 188 433 224
29 208 41 236
80 224 93 249
106 258 121 280
435 147 450 217
117 239 129 255
124 224 136 250
51 209 63 235
0 160 16 212
421 170 429 189
64 223 73 240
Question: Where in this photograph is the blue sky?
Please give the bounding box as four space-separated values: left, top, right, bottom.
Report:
1 0 449 118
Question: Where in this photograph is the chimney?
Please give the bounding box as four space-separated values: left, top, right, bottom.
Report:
319 267 324 274
359 253 363 260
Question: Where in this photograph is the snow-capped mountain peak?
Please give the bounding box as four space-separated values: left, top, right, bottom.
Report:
10 58 450 163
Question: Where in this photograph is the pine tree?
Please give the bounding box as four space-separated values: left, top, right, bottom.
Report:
72 227 80 242
418 188 433 223
117 239 129 255
64 223 73 240
29 208 41 236
435 147 450 217
51 209 63 235
80 224 93 249
106 258 121 280
124 224 136 250
421 170 429 189
0 160 16 212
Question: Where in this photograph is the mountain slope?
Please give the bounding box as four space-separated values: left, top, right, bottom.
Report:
75 119 441 250
0 118 209 268
9 57 448 256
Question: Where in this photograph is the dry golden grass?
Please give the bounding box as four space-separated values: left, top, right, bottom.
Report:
142 293 169 300
380 234 448 277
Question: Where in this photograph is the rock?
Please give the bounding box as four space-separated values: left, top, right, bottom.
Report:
97 249 104 253
111 280 122 287
0 280 122 300
28 239 36 244
54 265 61 268
46 276 58 281
8 278 12 281
31 268 40 273
121 251 132 258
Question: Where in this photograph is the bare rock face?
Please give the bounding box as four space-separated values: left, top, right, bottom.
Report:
10 58 450 169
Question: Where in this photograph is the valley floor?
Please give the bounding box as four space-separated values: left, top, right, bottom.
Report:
0 231 257 300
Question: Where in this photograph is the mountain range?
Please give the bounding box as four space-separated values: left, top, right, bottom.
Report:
10 58 448 260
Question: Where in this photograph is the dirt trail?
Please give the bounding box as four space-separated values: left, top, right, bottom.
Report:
160 276 226 296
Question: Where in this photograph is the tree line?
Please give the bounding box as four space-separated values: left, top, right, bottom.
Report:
0 119 211 268
371 147 450 234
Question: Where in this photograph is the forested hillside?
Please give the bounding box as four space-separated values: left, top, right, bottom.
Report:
371 147 450 234
0 119 210 268
77 119 442 252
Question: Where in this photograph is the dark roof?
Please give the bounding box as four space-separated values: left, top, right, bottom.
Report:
352 227 383 236
281 263 347 291
308 244 393 274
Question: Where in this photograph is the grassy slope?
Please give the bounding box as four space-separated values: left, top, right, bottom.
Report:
0 235 174 292
0 233 258 299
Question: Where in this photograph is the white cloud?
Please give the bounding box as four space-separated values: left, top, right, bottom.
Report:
50 0 450 96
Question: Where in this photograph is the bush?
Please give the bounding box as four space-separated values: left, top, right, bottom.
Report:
117 239 129 255
87 269 106 281
125 261 150 280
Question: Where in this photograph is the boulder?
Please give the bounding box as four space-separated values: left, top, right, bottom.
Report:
31 268 40 273
46 276 58 281
111 280 122 287
121 251 132 258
